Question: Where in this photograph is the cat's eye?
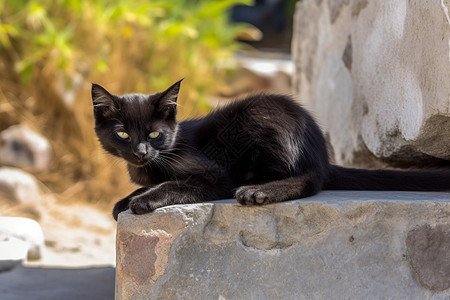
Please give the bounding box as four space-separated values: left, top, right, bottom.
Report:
149 131 160 139
116 131 129 139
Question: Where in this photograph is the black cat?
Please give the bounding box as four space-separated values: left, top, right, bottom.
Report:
91 80 450 220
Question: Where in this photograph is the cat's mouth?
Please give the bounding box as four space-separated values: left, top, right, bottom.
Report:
122 150 158 168
128 161 149 167
128 154 158 167
127 157 154 167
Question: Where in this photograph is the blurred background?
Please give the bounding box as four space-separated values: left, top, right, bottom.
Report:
0 0 298 267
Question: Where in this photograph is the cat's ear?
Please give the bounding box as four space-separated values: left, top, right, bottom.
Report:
92 83 117 118
155 79 183 118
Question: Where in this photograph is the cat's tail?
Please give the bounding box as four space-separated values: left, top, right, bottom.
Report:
323 165 450 191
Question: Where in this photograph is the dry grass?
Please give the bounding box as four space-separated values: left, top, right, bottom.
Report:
0 0 243 208
0 49 137 209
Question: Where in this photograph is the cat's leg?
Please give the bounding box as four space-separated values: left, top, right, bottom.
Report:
112 187 149 220
236 173 322 205
129 175 232 215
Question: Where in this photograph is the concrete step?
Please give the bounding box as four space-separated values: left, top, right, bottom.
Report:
115 191 450 299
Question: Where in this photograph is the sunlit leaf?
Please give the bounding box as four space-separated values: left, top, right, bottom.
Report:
0 23 19 48
26 3 47 29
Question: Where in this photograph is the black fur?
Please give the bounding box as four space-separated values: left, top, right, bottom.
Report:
91 81 450 220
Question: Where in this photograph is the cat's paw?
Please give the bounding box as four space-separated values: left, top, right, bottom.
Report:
112 197 132 221
129 198 160 215
235 185 270 205
129 190 166 215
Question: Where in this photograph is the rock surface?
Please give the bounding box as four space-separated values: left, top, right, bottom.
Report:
115 191 450 299
0 124 52 171
291 0 450 165
0 167 43 205
406 224 450 291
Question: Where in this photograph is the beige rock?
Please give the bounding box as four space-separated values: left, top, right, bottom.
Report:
292 0 450 165
115 191 450 299
0 124 52 171
0 167 42 204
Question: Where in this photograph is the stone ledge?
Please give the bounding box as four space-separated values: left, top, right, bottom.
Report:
115 191 450 299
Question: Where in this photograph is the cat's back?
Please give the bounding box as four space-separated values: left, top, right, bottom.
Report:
181 93 309 136
177 93 327 177
208 93 306 123
179 93 311 148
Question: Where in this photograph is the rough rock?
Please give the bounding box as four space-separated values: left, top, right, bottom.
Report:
115 191 450 299
292 0 450 165
0 217 45 261
0 124 52 171
0 167 43 204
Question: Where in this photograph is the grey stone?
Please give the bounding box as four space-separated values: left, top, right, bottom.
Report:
0 124 52 171
115 191 450 299
0 217 45 261
292 0 450 165
0 167 43 204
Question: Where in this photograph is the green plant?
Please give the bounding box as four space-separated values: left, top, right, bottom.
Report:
1 0 249 114
0 0 249 204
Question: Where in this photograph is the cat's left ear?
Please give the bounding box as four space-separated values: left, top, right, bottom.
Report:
92 83 117 118
156 79 183 116
92 83 115 107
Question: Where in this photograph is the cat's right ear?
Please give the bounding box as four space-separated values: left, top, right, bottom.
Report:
92 83 116 118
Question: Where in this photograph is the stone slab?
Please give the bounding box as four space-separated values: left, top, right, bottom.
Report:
115 191 450 299
291 0 450 165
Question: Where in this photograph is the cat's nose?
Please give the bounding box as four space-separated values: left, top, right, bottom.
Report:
133 143 147 160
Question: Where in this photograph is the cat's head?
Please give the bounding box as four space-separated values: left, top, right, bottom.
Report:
91 80 182 167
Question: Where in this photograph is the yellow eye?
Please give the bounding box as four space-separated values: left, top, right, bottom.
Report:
116 131 129 139
149 131 160 139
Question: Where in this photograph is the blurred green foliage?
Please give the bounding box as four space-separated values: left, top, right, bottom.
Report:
0 0 249 205
1 0 249 115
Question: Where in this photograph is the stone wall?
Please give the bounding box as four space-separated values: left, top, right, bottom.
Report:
115 192 450 299
292 0 450 166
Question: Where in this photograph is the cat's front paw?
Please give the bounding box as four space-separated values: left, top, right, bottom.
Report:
112 187 150 220
236 185 270 205
113 197 132 221
129 198 160 215
129 190 166 215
